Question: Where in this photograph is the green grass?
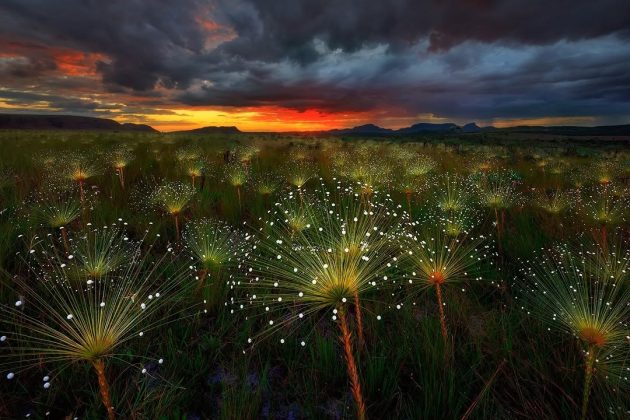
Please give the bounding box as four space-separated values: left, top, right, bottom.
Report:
0 130 628 419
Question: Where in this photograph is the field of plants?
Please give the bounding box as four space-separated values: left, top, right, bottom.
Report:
0 131 628 419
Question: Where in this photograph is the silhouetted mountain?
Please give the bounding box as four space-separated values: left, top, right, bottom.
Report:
0 113 157 132
327 122 476 136
324 121 630 136
172 126 241 134
3 113 628 137
462 122 481 133
328 124 394 135
121 122 157 132
396 122 459 134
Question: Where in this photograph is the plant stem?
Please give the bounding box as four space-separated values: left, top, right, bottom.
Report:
196 268 208 294
174 213 180 241
338 306 367 420
435 283 448 345
60 228 70 253
78 180 85 204
353 291 365 349
93 358 115 420
494 207 502 254
461 359 506 420
581 346 596 420
118 168 125 189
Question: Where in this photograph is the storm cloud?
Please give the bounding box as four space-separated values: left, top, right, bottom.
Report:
1 0 629 126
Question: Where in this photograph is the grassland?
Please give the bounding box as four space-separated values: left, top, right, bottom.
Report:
0 130 628 419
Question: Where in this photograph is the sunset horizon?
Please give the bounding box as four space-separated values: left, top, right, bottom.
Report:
1 108 614 133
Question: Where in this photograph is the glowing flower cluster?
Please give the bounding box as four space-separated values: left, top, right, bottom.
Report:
230 182 406 342
183 218 242 272
0 231 195 392
516 244 629 397
151 181 196 216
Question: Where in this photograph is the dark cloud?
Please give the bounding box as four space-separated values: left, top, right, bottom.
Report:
0 88 180 120
212 0 630 59
0 57 56 79
0 0 629 124
0 89 106 113
0 0 215 90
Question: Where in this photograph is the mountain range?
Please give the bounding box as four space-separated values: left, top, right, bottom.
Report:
324 122 630 136
0 113 156 132
170 125 241 134
327 122 483 135
1 113 629 136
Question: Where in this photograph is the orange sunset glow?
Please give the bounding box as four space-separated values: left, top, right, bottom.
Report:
117 107 371 132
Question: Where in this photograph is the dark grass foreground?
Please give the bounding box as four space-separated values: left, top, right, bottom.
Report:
0 131 628 419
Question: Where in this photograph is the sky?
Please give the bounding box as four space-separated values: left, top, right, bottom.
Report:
0 1 629 132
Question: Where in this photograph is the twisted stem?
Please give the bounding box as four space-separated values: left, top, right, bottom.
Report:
93 358 115 420
581 346 596 420
435 283 448 345
338 305 367 420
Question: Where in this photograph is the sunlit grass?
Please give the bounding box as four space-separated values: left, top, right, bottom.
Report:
516 245 630 419
403 228 490 344
0 230 195 419
151 181 197 240
0 132 628 418
232 183 406 419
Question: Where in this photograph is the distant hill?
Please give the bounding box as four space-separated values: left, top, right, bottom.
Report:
396 122 459 134
0 113 157 132
120 123 158 132
323 121 630 136
462 122 482 133
172 126 241 134
328 124 394 135
2 113 628 137
324 122 476 136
